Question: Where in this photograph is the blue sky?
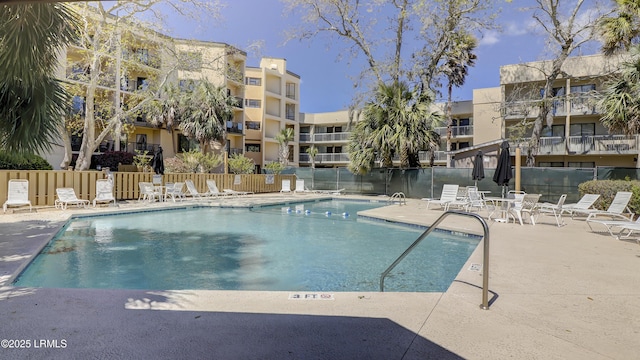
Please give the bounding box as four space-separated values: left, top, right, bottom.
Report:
162 0 600 113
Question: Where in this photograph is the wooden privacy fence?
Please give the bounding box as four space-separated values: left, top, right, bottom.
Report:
0 170 296 208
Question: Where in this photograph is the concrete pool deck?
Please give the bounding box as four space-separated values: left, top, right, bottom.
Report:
0 194 638 359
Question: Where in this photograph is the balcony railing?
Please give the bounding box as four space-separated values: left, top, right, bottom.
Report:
510 135 639 156
299 132 351 143
226 121 243 135
233 96 244 108
504 92 602 119
228 148 243 155
434 125 473 137
299 153 349 163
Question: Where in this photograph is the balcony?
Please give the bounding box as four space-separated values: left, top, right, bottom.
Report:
299 153 349 164
510 135 639 156
434 125 473 137
300 132 351 143
228 148 243 156
226 121 244 135
226 68 243 83
504 93 602 120
233 96 244 108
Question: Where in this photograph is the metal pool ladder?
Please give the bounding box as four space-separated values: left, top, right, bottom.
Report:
379 210 491 310
388 192 406 205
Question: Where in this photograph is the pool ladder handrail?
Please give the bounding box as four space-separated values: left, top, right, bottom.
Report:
379 210 491 310
388 192 406 206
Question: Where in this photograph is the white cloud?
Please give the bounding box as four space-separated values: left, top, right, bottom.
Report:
504 22 529 36
479 31 500 46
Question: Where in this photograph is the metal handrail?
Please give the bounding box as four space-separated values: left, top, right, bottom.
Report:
388 192 406 205
379 210 491 310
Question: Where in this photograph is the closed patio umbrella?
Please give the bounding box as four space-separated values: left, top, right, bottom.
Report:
472 150 485 187
152 146 164 175
492 141 512 196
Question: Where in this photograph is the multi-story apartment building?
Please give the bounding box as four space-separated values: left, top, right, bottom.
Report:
452 53 632 168
42 8 303 173
301 53 632 169
245 58 301 173
299 110 352 168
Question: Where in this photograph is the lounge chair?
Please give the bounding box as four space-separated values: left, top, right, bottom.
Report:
3 179 32 213
423 184 467 211
535 194 566 227
184 179 209 200
579 191 634 221
561 194 600 218
312 188 345 195
93 179 116 207
294 179 311 194
280 179 292 194
55 188 90 210
206 180 232 198
587 216 640 237
223 188 254 196
138 182 162 202
508 193 541 225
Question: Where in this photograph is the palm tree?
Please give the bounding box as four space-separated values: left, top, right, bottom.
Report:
0 3 79 153
178 81 236 154
348 81 441 174
441 31 477 166
305 145 319 189
275 128 295 166
599 0 640 55
599 46 640 135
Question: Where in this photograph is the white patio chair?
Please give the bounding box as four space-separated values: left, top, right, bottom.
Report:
93 179 116 207
294 179 311 194
465 187 494 216
164 182 187 202
55 188 90 210
561 194 600 218
508 193 541 225
580 191 634 221
3 179 32 213
535 194 566 227
206 180 231 198
138 182 161 202
280 179 292 194
423 184 467 210
184 179 209 199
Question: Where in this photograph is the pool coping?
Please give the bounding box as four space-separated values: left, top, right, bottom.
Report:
1 194 639 359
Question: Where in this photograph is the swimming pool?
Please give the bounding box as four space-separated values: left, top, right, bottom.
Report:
13 200 480 292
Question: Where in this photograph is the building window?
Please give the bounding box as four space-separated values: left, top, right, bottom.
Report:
178 134 199 153
286 83 296 99
539 162 564 167
570 84 596 93
178 79 197 91
245 143 261 152
569 123 595 136
245 99 261 108
246 121 261 130
136 77 149 91
246 77 262 86
71 96 86 116
286 104 296 120
567 162 595 168
541 124 565 137
135 48 149 65
177 51 202 71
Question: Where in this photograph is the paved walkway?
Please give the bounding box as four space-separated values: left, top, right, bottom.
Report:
0 195 638 359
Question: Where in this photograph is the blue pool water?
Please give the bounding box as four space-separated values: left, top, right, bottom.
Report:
14 200 480 292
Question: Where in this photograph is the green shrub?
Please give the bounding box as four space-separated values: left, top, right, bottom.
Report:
164 156 191 173
578 179 640 215
264 161 285 174
228 153 255 174
0 152 52 170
